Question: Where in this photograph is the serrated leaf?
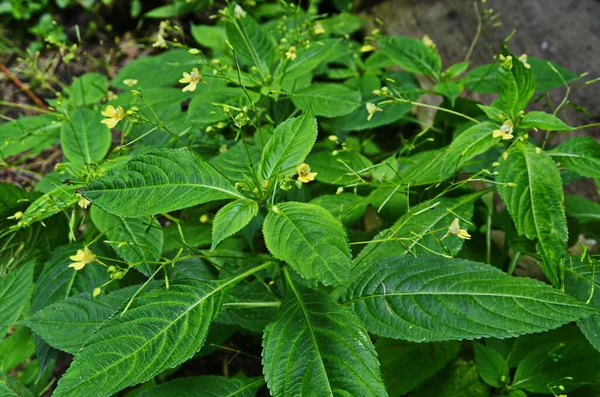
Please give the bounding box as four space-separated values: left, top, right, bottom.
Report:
52 278 230 397
439 121 497 177
353 194 480 277
494 52 536 118
263 202 351 286
563 256 600 352
259 111 317 181
90 206 163 275
345 256 596 342
291 83 361 117
22 285 153 354
0 261 34 337
209 142 262 182
263 285 388 397
380 35 441 78
549 137 600 179
519 111 573 131
473 343 509 388
497 142 567 286
137 376 264 397
376 339 460 396
226 11 275 77
212 199 259 250
61 108 111 165
82 148 245 217
512 326 600 393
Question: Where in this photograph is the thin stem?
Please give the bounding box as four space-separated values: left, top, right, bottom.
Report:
464 1 482 62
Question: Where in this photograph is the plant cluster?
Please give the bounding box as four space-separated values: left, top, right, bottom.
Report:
1 1 600 396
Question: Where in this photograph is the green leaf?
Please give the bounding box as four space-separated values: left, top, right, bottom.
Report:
137 376 264 397
305 150 373 185
144 1 207 18
473 343 509 388
82 148 245 217
263 285 388 397
0 114 60 158
187 87 260 125
263 202 352 286
411 360 490 397
434 81 463 107
211 199 259 250
15 185 78 229
380 35 441 78
376 339 460 396
22 284 152 354
225 11 275 77
63 73 108 107
0 327 34 372
563 256 600 352
190 23 227 51
0 261 34 337
494 52 536 118
477 105 505 122
346 256 596 342
565 194 600 224
61 108 111 165
512 326 600 393
497 142 567 286
274 39 342 81
549 137 600 179
353 194 480 277
209 142 262 182
443 61 470 79
52 278 230 397
439 121 497 177
291 83 361 117
310 193 368 227
112 49 195 90
90 206 163 275
259 110 318 181
519 111 573 131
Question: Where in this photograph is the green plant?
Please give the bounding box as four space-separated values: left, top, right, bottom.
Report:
2 1 600 396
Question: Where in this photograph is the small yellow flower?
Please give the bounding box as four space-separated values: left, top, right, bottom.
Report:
446 218 471 240
69 247 96 271
296 163 317 183
313 22 325 35
179 67 202 92
492 119 514 140
285 46 297 61
366 102 382 121
360 45 375 53
77 194 91 209
123 79 138 87
101 105 126 129
7 211 23 220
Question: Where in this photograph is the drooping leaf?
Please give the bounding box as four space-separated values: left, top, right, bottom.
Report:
259 110 318 181
226 10 275 77
497 142 567 286
263 202 352 286
52 278 230 397
211 199 259 250
376 339 460 396
291 83 361 117
380 35 441 78
82 148 245 217
518 111 573 131
345 256 596 342
473 343 509 388
0 261 34 337
353 193 481 277
22 284 157 354
549 137 600 179
263 285 388 397
137 376 264 397
90 206 163 275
